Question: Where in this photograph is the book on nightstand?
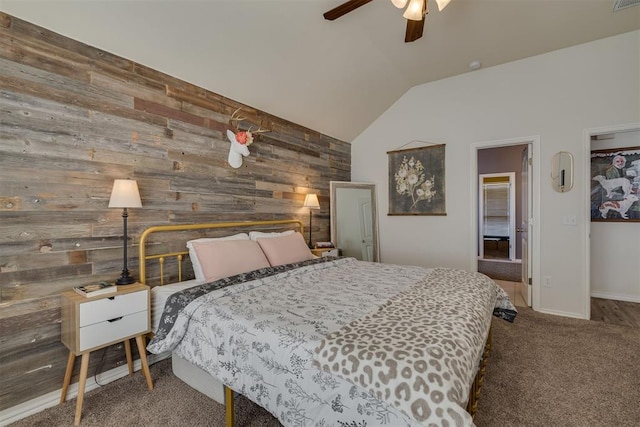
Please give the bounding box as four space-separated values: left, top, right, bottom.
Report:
315 241 335 248
73 282 117 297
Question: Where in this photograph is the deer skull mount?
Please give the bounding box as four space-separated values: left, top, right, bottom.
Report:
226 129 250 169
226 108 269 169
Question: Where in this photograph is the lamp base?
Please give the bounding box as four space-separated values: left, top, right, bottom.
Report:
115 271 136 285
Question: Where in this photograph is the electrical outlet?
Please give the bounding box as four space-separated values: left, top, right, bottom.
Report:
543 276 552 288
562 215 577 226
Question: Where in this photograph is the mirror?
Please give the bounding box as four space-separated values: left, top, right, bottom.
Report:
551 151 574 192
330 181 379 262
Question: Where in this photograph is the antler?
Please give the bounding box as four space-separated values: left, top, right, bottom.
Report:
248 125 269 134
229 107 246 131
229 107 270 135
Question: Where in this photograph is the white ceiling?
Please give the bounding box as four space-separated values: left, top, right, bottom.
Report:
2 0 639 141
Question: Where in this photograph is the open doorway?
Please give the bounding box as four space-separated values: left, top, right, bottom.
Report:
472 140 536 309
584 124 640 322
477 146 526 283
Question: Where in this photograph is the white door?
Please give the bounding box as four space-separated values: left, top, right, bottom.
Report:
359 197 374 261
519 145 533 306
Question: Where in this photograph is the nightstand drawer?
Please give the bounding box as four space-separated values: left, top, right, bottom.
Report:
311 247 339 257
321 248 338 257
79 290 147 327
79 310 148 352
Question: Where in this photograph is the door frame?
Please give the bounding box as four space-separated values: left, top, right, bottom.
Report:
582 122 640 319
478 172 516 260
470 136 541 311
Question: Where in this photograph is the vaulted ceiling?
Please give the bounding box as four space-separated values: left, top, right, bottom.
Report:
2 0 639 141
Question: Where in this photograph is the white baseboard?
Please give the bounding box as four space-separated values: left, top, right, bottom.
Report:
0 352 170 427
536 308 587 320
590 291 640 303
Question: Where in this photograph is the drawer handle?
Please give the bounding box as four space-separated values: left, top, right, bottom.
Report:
107 316 123 323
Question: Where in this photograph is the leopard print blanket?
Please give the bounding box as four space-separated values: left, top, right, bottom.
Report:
313 268 514 426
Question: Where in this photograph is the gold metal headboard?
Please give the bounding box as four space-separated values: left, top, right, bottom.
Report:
138 219 304 285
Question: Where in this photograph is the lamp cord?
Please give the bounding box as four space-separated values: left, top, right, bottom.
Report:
308 210 313 248
93 347 108 387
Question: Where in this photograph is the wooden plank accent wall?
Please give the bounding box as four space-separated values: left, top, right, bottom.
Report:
0 12 350 412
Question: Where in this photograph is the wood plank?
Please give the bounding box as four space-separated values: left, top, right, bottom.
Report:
0 341 69 410
591 297 640 328
0 12 11 29
1 263 93 287
4 14 133 74
0 57 132 109
0 307 61 358
0 295 61 319
0 224 92 244
0 234 124 258
0 30 90 83
0 75 169 128
134 98 205 127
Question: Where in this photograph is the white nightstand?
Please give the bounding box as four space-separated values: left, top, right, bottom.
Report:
311 247 339 257
59 283 152 426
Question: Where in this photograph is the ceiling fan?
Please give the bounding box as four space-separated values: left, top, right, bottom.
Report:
324 0 452 43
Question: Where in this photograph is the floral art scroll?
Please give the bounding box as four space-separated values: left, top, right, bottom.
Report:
388 144 446 216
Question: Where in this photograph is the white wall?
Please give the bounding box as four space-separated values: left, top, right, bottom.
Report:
590 130 640 302
351 30 640 318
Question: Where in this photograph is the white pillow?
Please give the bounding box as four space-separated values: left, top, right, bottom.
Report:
186 233 250 281
248 230 295 240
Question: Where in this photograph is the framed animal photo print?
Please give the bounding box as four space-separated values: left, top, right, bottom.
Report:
388 144 446 216
590 147 640 222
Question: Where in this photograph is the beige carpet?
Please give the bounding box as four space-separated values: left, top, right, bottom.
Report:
10 308 640 426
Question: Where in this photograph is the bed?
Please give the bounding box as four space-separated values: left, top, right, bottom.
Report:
140 220 516 427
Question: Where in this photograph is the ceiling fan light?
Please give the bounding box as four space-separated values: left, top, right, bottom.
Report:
435 0 452 11
391 0 408 8
403 0 425 21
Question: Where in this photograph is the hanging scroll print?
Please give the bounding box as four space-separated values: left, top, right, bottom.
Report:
590 146 640 222
388 144 446 216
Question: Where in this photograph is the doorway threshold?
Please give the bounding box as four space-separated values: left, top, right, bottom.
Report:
478 259 522 282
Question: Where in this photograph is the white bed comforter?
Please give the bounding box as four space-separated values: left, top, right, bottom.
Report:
147 258 515 427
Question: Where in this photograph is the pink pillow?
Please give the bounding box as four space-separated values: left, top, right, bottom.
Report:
256 232 315 267
190 239 270 282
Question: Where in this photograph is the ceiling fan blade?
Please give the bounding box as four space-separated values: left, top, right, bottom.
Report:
404 0 426 42
324 0 374 20
404 17 425 42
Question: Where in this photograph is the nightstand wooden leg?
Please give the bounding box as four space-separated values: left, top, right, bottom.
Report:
124 338 134 376
135 334 153 390
74 352 90 426
60 351 76 404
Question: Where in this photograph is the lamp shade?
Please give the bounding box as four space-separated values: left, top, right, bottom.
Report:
435 0 452 11
108 179 142 208
391 0 408 8
303 194 320 209
403 0 425 20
